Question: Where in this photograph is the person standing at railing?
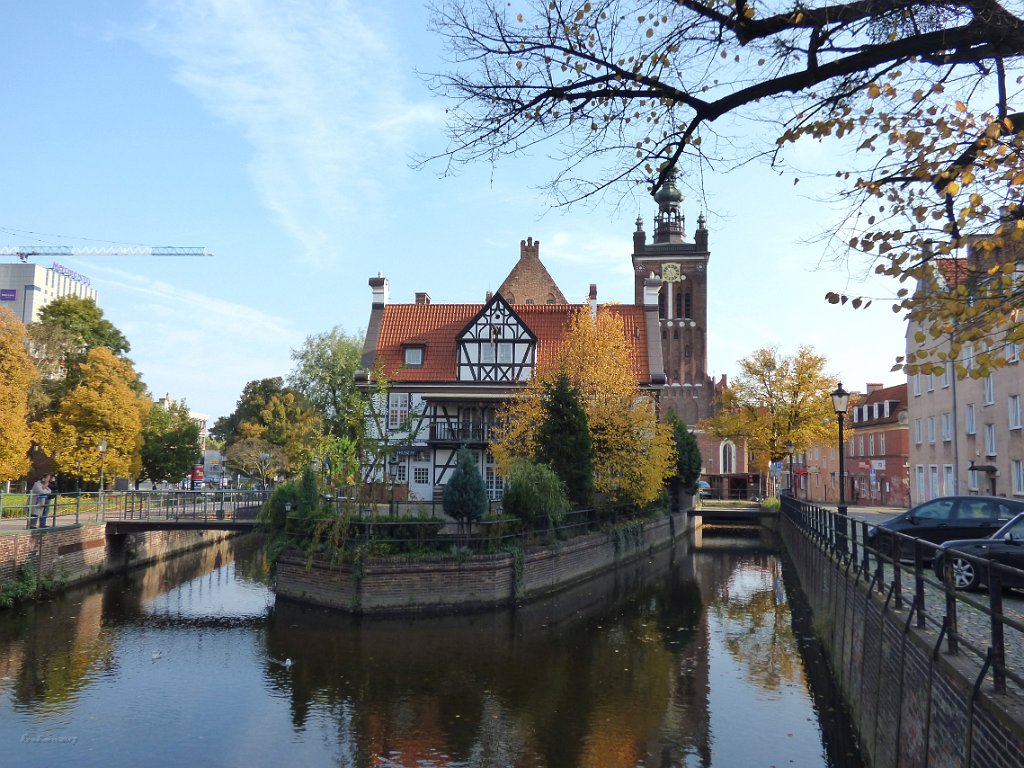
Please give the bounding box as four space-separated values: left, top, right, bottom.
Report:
42 477 57 527
28 474 51 529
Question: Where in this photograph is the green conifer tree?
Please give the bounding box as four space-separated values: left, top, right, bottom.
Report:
535 373 593 507
443 446 488 527
670 412 702 494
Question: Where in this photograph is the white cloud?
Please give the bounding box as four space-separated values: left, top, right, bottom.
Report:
89 264 299 417
134 0 441 263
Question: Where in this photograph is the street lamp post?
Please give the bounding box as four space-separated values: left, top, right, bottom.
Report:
786 440 795 496
831 383 851 517
97 439 108 520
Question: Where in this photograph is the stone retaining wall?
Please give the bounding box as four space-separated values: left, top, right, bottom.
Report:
0 524 238 594
780 512 1024 768
276 513 682 614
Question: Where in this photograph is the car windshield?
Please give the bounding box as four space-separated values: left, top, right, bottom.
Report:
996 513 1024 541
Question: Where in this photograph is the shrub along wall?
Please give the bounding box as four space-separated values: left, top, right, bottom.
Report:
275 512 684 614
780 512 1024 768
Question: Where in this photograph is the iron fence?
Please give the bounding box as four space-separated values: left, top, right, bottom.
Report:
781 496 1024 696
282 504 653 555
0 489 271 529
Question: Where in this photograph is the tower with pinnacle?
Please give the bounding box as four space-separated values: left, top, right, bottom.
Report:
632 169 715 426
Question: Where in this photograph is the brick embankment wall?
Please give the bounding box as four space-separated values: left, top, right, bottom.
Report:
780 514 1024 768
277 512 684 614
0 525 238 594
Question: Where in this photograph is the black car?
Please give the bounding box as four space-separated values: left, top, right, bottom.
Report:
867 496 1024 557
933 513 1024 590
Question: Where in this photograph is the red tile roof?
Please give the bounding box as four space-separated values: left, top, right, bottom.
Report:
375 302 650 384
861 382 907 405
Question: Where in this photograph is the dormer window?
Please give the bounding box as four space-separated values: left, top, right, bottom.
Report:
403 346 424 367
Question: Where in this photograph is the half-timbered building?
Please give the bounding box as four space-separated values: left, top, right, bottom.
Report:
357 237 665 502
358 181 752 502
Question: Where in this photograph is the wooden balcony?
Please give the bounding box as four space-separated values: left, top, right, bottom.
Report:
428 422 495 445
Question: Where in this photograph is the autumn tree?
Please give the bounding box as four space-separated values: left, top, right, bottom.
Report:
427 0 1024 374
28 296 133 414
44 347 149 483
225 437 287 487
139 399 201 485
213 377 320 474
288 326 365 438
492 308 675 507
0 307 37 481
701 345 836 470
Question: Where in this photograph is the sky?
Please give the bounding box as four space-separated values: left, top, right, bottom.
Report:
0 0 908 422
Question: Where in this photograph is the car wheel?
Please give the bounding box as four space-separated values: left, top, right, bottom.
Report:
950 557 981 590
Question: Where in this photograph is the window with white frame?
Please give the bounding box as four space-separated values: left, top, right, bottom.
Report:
857 436 864 456
484 451 503 500
403 346 424 367
940 362 951 388
394 462 407 483
879 432 886 454
868 434 875 456
912 372 921 396
914 418 923 445
965 404 976 435
929 465 939 498
927 416 936 444
968 468 979 491
916 465 925 501
943 465 954 495
1013 460 1024 496
927 373 935 392
1010 395 1022 430
413 466 429 485
983 375 994 405
388 393 410 429
941 412 952 442
985 423 997 456
964 343 975 372
1008 340 1020 364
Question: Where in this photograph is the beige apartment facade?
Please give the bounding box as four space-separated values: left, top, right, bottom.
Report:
906 258 1024 503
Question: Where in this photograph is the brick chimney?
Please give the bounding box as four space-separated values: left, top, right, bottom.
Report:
415 292 431 305
521 237 540 260
589 283 598 319
865 382 883 394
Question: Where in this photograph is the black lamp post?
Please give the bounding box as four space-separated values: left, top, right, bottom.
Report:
786 440 795 496
831 383 851 516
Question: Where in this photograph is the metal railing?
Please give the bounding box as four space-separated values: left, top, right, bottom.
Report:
428 422 497 443
0 490 270 529
781 496 1024 695
282 504 652 555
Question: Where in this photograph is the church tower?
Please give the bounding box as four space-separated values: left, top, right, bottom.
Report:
632 169 714 425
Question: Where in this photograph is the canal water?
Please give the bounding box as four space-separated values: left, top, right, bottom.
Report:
0 529 863 768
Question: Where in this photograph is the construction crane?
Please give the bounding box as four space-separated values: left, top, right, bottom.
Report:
0 246 213 262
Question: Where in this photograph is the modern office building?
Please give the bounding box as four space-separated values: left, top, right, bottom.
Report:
0 261 97 324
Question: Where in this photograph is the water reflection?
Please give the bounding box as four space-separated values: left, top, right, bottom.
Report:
0 529 862 768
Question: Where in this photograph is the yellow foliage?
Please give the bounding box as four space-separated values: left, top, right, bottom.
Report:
493 309 674 506
0 307 38 481
45 348 149 482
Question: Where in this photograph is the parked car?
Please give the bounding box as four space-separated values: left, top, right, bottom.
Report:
696 480 712 500
866 496 1024 558
933 513 1024 590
